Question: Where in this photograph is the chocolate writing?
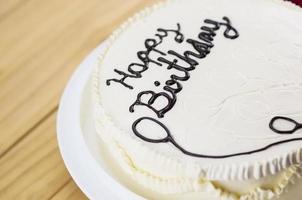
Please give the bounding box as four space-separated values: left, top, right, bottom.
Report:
129 16 238 118
106 23 184 89
105 16 260 159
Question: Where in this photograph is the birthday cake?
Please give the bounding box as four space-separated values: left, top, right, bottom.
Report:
93 0 302 199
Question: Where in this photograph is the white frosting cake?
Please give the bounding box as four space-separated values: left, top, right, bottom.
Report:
93 0 302 199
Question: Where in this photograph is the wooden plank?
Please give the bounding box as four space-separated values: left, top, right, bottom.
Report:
0 112 73 199
0 0 157 156
0 0 27 21
50 180 87 200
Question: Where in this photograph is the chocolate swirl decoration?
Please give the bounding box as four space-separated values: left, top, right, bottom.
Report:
269 116 302 134
132 117 302 159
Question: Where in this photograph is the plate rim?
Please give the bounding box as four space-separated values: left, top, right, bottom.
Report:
56 43 143 200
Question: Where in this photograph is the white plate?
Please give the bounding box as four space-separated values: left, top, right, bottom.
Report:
56 42 144 200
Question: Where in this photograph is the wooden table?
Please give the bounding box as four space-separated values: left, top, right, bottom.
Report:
1 0 301 199
0 0 157 199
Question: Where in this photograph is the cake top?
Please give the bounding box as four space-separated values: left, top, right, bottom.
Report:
96 0 302 179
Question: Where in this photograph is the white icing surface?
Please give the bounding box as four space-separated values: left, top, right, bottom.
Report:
93 0 302 197
98 0 302 171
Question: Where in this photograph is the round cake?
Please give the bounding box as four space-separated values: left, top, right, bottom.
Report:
93 0 302 199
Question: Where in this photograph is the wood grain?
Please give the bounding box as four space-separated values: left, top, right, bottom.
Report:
0 0 158 199
0 112 72 200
